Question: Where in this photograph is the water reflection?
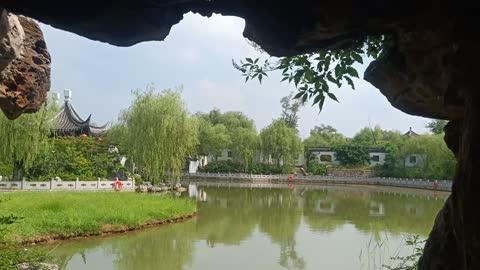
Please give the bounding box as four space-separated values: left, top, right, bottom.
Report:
50 184 447 270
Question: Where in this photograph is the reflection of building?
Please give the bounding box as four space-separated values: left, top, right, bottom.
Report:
52 90 108 137
315 200 336 214
405 203 424 216
369 201 385 217
188 183 208 202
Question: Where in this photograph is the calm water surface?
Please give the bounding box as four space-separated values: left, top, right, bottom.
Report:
50 183 447 270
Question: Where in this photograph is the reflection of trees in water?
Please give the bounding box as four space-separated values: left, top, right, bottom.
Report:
50 220 197 270
199 187 306 269
109 220 197 270
257 189 305 270
302 189 445 236
195 188 258 246
51 187 444 270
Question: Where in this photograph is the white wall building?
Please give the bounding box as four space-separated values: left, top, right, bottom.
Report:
404 154 426 167
305 147 387 167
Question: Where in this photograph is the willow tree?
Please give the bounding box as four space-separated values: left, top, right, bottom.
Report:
260 120 302 170
0 104 57 180
120 86 199 183
230 127 259 171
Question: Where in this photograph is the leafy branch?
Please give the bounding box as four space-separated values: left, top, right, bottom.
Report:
233 35 386 111
383 235 426 270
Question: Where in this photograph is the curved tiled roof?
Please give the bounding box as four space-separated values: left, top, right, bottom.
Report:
403 127 419 137
52 101 108 137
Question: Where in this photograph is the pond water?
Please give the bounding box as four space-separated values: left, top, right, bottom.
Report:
49 183 447 270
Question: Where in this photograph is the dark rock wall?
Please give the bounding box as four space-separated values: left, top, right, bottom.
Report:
1 1 479 269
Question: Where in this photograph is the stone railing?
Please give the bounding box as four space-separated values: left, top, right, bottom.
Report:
0 179 135 192
182 172 452 191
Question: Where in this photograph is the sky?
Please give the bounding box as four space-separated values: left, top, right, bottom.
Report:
39 12 431 139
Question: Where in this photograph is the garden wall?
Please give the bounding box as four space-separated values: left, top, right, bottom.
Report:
326 168 376 178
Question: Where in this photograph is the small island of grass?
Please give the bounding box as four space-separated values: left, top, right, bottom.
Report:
0 192 196 244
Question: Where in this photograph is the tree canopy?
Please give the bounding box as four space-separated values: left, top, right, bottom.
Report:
197 109 258 168
119 86 199 183
303 124 347 148
0 103 57 180
280 93 303 129
259 120 302 170
426 119 448 134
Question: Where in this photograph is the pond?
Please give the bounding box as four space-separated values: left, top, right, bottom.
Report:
49 183 447 270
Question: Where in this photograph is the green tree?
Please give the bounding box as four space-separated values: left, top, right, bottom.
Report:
230 127 259 171
120 86 199 183
197 109 258 164
260 120 302 170
303 124 347 147
351 126 385 147
0 103 57 180
426 119 448 134
334 145 370 166
198 121 230 159
280 92 303 129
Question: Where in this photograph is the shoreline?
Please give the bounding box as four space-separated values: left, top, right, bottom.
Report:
182 173 452 192
18 212 197 245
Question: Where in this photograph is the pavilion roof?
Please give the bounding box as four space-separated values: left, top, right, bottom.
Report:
52 101 108 137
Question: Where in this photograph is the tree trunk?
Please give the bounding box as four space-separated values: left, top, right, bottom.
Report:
12 160 24 181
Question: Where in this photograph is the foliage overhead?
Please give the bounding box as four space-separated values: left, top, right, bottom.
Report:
119 86 199 183
233 36 386 111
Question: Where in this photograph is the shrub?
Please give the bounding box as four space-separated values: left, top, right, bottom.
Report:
307 159 327 175
26 137 121 181
203 160 288 174
334 145 370 166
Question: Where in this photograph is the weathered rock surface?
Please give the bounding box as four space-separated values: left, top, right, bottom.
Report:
1 1 480 269
17 263 58 270
0 9 24 71
0 10 50 119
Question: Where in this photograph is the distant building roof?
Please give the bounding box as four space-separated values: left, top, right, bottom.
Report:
403 127 419 137
52 99 108 137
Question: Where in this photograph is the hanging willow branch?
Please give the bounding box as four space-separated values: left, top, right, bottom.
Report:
120 85 199 184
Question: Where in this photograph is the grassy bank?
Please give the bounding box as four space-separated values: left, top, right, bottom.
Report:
0 192 196 243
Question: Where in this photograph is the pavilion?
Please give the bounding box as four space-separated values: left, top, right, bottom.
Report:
51 90 108 137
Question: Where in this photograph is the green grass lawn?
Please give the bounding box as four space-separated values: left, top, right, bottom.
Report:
0 192 196 243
